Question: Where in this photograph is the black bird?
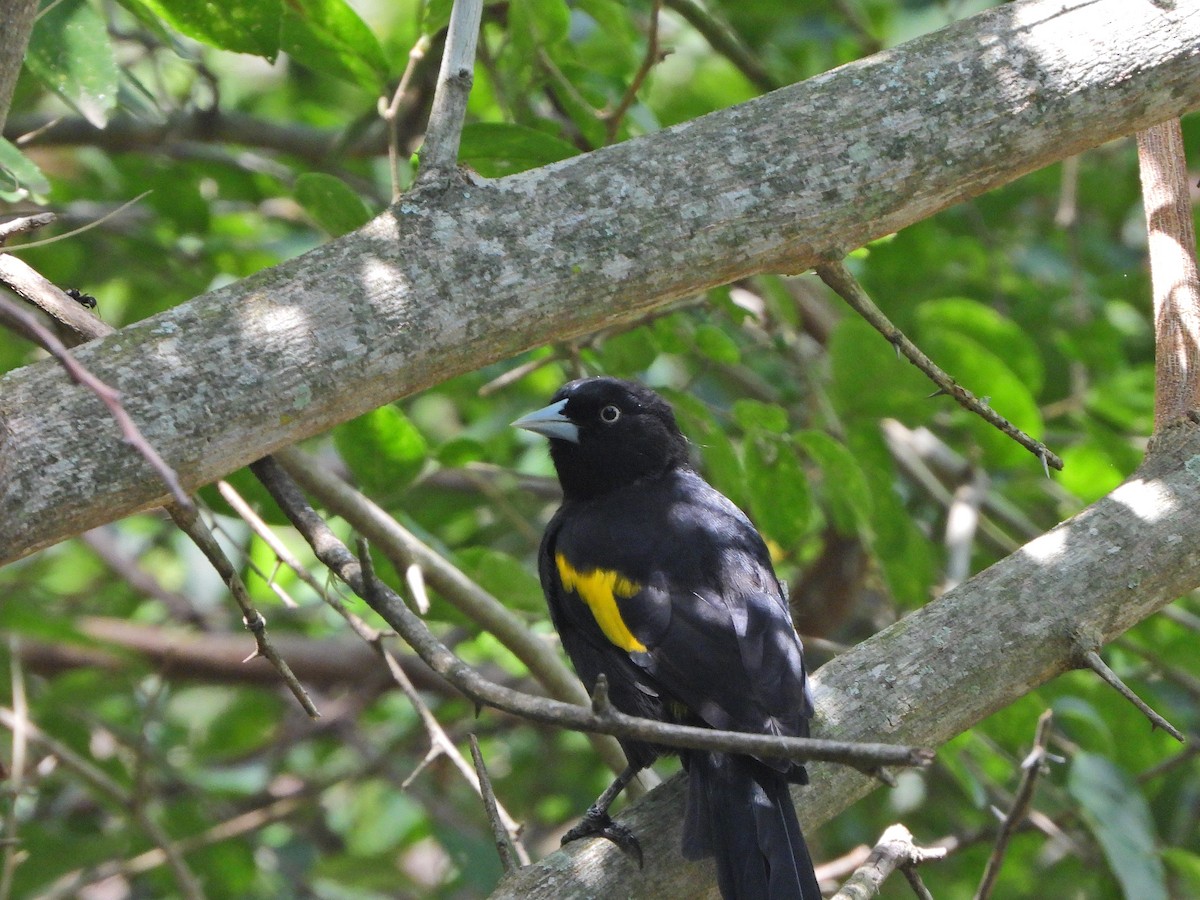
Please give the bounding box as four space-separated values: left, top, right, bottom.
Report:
514 377 820 900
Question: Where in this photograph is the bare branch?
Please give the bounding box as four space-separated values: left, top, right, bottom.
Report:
379 34 432 199
4 0 1198 562
0 213 55 244
168 502 320 718
816 259 1063 470
0 638 28 900
661 0 777 93
357 539 530 864
39 795 304 899
469 734 523 875
829 823 946 900
603 0 664 143
419 0 483 175
973 709 1055 900
1077 645 1185 742
1136 119 1200 432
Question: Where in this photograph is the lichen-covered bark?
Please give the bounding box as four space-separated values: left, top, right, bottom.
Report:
1 0 1199 562
489 423 1200 899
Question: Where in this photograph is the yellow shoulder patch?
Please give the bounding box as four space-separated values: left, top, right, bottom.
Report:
555 553 647 653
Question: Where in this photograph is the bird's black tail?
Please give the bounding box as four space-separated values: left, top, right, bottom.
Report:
682 751 821 900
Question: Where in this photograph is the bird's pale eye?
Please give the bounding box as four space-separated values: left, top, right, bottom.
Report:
599 405 621 423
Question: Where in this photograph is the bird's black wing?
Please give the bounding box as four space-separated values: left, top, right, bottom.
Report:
543 468 811 747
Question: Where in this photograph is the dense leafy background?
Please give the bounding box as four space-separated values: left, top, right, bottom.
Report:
2 0 1198 897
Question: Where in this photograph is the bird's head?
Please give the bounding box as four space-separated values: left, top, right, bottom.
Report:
513 377 690 501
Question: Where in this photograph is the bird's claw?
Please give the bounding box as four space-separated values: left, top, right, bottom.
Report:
561 808 643 868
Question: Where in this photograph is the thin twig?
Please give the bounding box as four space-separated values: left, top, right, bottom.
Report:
418 0 483 176
973 709 1054 900
0 707 204 900
1136 119 1200 432
379 34 432 200
0 212 55 243
168 502 320 719
603 0 664 143
903 867 936 900
252 454 933 771
829 823 947 900
469 734 522 875
1077 646 1184 742
0 638 28 900
816 259 1064 471
0 290 193 506
660 0 776 93
3 191 150 251
0 252 110 343
357 541 529 864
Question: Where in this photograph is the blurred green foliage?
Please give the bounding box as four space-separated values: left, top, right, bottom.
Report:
1 0 1198 897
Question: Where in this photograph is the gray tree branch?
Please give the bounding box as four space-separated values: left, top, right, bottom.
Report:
1 0 1197 563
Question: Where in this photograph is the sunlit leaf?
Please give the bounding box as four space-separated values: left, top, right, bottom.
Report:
294 173 372 237
281 0 388 91
334 405 429 500
26 0 119 127
126 0 282 58
459 123 580 178
744 435 810 548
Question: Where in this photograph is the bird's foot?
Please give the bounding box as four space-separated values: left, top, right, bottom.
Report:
561 807 643 868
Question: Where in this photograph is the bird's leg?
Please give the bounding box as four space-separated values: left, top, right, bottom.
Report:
561 764 644 867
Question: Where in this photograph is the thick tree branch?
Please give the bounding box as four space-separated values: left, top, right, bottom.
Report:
489 425 1200 898
1137 119 1200 431
2 0 1198 564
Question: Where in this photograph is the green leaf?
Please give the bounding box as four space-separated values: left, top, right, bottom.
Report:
597 327 659 375
281 0 388 91
0 138 49 201
664 389 747 509
1163 849 1200 897
829 317 932 424
420 0 455 37
796 430 874 534
436 437 486 467
128 0 282 58
744 435 810 548
916 297 1045 394
458 123 580 178
694 323 741 364
26 0 119 127
509 0 570 51
1057 440 1127 504
323 780 425 856
334 406 429 500
732 399 789 434
1068 752 1167 900
455 547 543 611
294 173 372 237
